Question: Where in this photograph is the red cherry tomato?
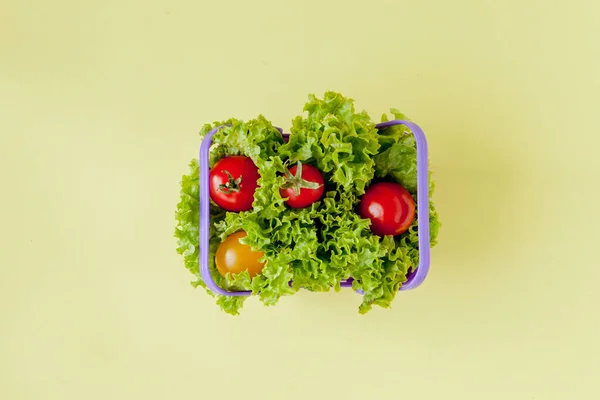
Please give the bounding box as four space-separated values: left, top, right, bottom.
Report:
209 156 259 212
279 161 324 209
359 182 416 236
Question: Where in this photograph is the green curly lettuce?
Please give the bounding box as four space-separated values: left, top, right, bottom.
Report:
278 91 381 195
347 107 441 313
174 92 440 315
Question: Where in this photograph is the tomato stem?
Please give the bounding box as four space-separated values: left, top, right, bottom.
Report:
280 160 322 196
217 170 243 194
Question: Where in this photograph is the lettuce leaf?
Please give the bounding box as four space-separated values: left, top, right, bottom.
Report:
278 91 381 195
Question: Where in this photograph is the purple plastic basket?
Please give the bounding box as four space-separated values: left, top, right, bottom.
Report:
199 120 430 297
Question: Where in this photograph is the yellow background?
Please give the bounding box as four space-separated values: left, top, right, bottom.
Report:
2 0 599 399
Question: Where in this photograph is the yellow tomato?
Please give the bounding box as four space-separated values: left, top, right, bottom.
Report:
215 231 266 278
